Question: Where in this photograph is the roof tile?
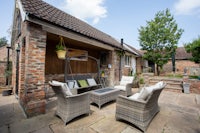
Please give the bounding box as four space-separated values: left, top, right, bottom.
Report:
20 0 121 48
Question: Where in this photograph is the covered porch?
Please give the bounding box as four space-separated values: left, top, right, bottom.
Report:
45 32 114 84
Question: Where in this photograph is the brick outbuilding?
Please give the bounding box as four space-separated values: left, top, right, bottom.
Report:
11 0 141 117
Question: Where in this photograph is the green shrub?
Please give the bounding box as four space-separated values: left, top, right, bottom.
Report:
139 77 144 84
189 75 199 79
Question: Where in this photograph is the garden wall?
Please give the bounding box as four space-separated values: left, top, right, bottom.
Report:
188 79 200 94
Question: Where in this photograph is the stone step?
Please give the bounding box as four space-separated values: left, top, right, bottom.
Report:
148 77 183 93
149 78 182 83
149 80 182 85
165 85 182 90
164 84 183 93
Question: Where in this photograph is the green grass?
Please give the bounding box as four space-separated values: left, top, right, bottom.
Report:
166 74 183 78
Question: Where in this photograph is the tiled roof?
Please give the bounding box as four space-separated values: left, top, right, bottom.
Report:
137 47 192 60
20 0 121 48
175 47 192 60
123 44 142 56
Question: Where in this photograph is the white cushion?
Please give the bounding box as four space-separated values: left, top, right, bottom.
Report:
154 81 164 89
67 80 79 89
120 76 134 86
145 86 155 94
62 83 73 96
129 82 165 101
52 80 65 86
144 81 163 93
114 85 126 91
87 78 97 86
138 87 149 100
129 93 140 100
51 81 72 96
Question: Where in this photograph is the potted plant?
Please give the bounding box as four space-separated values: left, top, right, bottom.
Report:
56 36 67 59
101 70 105 77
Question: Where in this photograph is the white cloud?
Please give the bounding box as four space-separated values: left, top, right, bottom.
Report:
174 0 200 15
61 0 107 24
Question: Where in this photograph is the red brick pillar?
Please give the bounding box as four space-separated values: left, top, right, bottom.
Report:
19 23 47 117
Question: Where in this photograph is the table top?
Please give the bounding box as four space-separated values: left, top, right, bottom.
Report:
91 87 119 95
94 88 114 93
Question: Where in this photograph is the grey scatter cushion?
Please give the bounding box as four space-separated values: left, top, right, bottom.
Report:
87 78 97 86
67 80 79 89
138 87 149 100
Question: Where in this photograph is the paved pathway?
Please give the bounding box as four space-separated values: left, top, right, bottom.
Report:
0 90 200 133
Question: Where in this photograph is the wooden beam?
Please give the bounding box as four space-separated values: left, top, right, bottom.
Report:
27 17 114 51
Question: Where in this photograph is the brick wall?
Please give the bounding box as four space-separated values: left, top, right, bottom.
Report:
0 61 6 85
0 45 12 61
163 60 199 74
22 23 46 117
188 79 200 94
136 57 142 74
112 51 120 85
12 22 47 117
0 46 12 85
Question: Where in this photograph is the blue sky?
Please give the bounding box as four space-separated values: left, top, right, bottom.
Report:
0 0 200 49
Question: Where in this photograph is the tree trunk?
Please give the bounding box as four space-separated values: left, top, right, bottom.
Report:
156 65 160 76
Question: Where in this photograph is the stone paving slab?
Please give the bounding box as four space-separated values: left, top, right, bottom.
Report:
121 127 141 133
90 117 128 133
196 95 200 105
9 112 60 133
0 91 200 133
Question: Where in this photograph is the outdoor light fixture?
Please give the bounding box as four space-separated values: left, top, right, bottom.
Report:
108 64 112 69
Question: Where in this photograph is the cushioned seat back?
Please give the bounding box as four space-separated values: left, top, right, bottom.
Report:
120 76 134 86
145 83 166 108
66 74 92 80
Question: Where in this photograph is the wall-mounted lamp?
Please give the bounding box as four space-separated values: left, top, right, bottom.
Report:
15 43 20 50
108 64 112 69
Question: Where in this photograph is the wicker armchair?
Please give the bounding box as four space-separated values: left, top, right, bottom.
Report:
115 83 166 131
114 76 134 96
49 81 90 124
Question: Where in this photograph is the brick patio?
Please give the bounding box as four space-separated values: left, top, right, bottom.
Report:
0 89 200 133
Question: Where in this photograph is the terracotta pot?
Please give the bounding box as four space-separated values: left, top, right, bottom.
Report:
56 50 66 59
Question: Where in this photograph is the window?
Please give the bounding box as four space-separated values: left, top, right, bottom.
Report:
125 55 131 66
100 52 108 66
16 12 22 37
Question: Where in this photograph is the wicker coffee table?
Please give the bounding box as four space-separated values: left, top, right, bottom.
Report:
90 87 120 109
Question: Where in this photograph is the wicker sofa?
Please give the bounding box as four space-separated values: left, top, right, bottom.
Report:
114 76 135 96
115 82 166 131
49 81 90 124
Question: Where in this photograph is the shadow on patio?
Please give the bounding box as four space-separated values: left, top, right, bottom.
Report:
0 89 200 133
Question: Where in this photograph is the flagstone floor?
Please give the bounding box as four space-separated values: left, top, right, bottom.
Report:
0 89 200 133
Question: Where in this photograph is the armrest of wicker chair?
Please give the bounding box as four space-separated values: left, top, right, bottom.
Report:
125 83 133 96
116 95 147 112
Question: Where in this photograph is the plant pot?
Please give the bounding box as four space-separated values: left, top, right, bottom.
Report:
183 83 190 94
2 90 12 96
56 50 66 59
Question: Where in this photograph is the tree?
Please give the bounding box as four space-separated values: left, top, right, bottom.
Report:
138 9 184 75
184 36 200 64
0 37 8 47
